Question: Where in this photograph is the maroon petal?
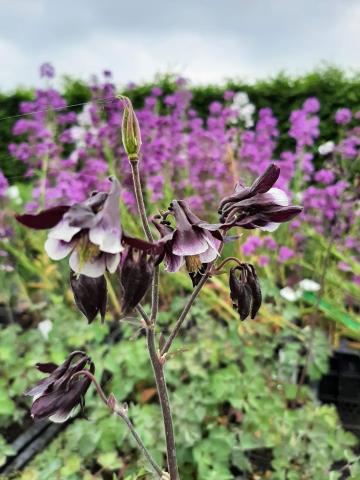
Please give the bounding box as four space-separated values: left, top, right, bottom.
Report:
36 362 58 374
16 206 70 230
122 234 164 255
249 164 280 195
262 205 303 223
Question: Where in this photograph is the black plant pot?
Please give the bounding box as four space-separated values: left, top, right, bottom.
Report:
318 346 360 433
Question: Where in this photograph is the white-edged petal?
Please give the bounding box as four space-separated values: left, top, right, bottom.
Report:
45 238 74 260
48 220 81 242
260 222 280 232
266 188 289 206
105 252 121 273
49 408 75 423
89 225 123 254
199 246 218 263
69 250 106 278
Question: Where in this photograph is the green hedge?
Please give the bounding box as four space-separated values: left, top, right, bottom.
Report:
1 67 360 182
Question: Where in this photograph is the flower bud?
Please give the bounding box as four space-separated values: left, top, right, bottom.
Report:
120 247 154 314
70 271 107 323
229 263 262 320
120 96 142 160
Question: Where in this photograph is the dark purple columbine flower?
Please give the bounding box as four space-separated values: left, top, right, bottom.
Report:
16 177 123 278
167 200 222 274
70 272 107 323
219 164 302 232
25 351 94 423
229 264 262 321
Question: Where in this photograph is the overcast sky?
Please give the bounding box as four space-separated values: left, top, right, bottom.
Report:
1 0 359 91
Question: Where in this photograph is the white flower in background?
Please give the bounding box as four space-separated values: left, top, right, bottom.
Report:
280 287 302 302
298 279 321 292
318 141 335 156
77 104 93 126
233 92 250 108
280 278 321 303
6 185 22 205
231 91 255 128
37 319 53 339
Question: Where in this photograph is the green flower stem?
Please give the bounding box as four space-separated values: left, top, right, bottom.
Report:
161 243 224 356
71 371 163 478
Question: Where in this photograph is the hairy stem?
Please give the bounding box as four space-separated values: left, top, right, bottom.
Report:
114 405 163 478
147 327 179 479
129 158 178 479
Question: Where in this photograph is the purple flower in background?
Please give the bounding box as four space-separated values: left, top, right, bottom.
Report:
219 164 302 231
242 235 262 255
25 351 94 423
0 171 8 198
335 108 352 125
314 169 335 185
303 97 320 114
278 246 295 263
40 62 55 79
16 177 123 277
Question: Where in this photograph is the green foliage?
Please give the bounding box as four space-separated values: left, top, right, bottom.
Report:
0 294 356 479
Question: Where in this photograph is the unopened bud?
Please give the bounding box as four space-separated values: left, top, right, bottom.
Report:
229 263 262 321
120 96 142 160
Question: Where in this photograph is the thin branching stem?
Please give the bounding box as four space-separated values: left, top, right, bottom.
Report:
71 371 163 478
161 243 224 356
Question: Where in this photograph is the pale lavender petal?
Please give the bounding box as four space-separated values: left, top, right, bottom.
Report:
165 253 184 272
45 238 74 260
90 178 123 254
69 251 106 278
201 231 221 252
105 252 121 273
172 229 208 256
199 245 218 263
89 225 123 254
48 220 81 242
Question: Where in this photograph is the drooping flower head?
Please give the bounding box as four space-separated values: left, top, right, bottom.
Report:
219 164 302 232
166 200 222 274
25 351 94 423
120 247 155 314
70 272 107 323
16 177 123 278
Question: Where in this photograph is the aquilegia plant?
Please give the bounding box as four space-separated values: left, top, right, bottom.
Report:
15 97 302 479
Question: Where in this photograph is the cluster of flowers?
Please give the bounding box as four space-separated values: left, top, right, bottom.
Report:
16 152 301 421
